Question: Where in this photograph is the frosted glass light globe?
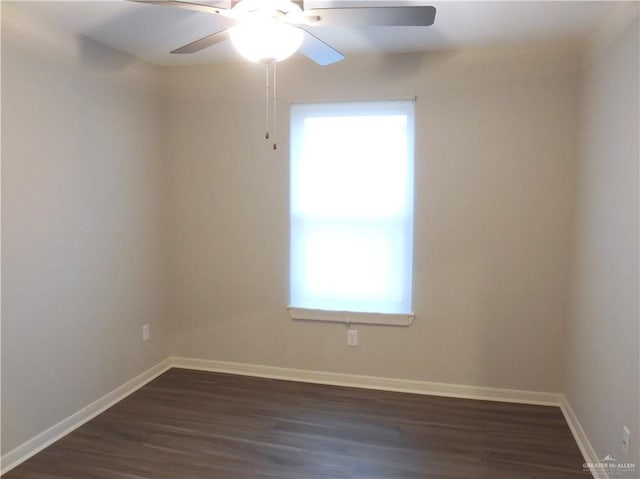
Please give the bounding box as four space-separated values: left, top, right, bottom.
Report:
230 20 303 63
229 0 304 63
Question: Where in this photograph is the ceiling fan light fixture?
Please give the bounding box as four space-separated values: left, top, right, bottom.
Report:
230 19 303 63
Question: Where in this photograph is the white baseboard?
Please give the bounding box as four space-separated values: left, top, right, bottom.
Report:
0 358 172 475
559 396 608 479
171 356 563 406
1 355 599 479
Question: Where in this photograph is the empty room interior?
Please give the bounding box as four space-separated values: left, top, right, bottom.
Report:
1 0 639 478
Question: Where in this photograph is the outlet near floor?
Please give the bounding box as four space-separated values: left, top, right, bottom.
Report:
142 324 150 342
622 425 630 458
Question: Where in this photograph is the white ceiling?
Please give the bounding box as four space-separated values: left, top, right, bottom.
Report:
8 0 615 65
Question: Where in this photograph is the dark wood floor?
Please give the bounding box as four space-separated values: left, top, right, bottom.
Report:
5 368 590 479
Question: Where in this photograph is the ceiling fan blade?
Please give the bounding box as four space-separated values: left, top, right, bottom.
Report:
171 29 230 54
128 0 237 20
298 29 344 66
303 6 436 27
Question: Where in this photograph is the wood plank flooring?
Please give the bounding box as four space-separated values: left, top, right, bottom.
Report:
4 368 590 478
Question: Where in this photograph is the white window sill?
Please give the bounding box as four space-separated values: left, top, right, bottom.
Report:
287 307 414 327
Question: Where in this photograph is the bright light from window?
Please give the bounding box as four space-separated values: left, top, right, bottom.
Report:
290 101 415 314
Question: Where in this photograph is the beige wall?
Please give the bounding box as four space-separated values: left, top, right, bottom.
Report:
1 5 170 454
165 43 581 392
4 1 637 464
565 11 639 467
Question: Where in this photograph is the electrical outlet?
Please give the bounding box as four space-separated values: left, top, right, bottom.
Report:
142 324 150 342
622 426 630 458
347 329 358 346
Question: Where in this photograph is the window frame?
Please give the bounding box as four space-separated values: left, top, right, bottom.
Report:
288 99 416 326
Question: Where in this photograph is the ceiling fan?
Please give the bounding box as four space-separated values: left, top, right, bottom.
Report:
130 0 437 65
131 0 435 149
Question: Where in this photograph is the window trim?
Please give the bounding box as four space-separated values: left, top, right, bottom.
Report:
287 307 415 327
289 99 416 325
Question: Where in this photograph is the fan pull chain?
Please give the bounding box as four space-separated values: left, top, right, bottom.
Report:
264 63 270 140
263 62 278 151
272 61 277 150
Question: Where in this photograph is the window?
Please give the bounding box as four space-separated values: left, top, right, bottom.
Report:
289 100 415 324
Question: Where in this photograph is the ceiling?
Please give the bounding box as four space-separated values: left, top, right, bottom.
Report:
8 1 615 65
